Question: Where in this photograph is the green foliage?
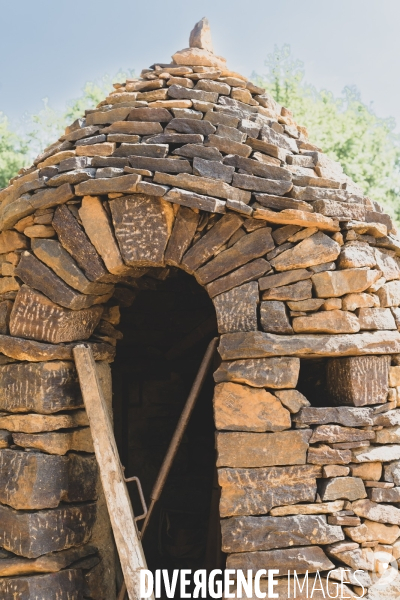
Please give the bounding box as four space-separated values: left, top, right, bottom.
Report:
252 45 400 220
0 113 29 188
25 70 135 159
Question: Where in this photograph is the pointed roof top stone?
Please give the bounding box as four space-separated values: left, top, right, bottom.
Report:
189 17 213 53
172 19 226 69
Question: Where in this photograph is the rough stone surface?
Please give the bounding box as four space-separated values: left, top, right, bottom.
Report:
214 356 300 388
110 194 174 267
293 310 360 334
0 450 97 509
260 300 293 334
213 382 291 432
0 361 81 414
216 430 312 467
312 268 381 297
9 286 103 344
0 503 96 558
218 465 321 517
218 330 400 360
326 356 390 406
270 232 340 271
213 282 259 333
318 477 367 502
226 546 334 575
221 514 344 552
352 499 400 525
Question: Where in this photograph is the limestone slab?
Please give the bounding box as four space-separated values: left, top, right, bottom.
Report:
213 382 291 432
216 430 312 467
218 465 321 517
312 268 381 297
214 356 300 388
52 205 109 282
260 300 293 334
13 428 93 454
110 194 174 267
0 361 81 414
0 503 96 558
78 195 131 275
318 477 367 502
352 499 400 525
221 514 344 553
326 356 390 406
270 232 340 271
218 330 400 360
31 239 113 295
196 227 274 284
226 546 334 574
213 282 259 333
206 258 270 298
9 286 103 344
0 449 97 509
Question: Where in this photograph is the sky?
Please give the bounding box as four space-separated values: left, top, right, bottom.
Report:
1 0 400 131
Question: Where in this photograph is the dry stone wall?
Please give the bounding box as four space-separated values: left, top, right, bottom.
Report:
0 17 399 598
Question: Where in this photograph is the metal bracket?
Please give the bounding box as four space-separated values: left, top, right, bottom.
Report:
124 475 148 522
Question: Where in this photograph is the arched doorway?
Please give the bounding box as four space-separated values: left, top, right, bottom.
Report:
111 269 223 592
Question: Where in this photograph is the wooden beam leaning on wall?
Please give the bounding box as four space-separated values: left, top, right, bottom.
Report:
73 344 154 600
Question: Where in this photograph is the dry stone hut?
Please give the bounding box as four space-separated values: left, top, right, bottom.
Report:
1 17 400 600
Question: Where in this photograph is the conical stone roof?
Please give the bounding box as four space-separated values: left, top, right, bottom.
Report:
0 18 399 350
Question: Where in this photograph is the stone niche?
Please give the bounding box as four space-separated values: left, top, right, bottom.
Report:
1 16 400 600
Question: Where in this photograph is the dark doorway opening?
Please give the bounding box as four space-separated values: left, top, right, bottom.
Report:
111 269 223 596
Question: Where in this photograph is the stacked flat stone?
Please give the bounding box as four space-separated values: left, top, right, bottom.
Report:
0 17 400 599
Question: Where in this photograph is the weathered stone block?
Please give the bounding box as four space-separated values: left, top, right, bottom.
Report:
9 286 103 344
214 356 300 388
312 268 381 297
213 382 291 432
218 330 400 360
164 205 200 266
352 499 400 525
52 205 109 282
293 310 360 334
0 503 96 558
294 406 374 426
0 449 97 509
353 445 400 463
262 280 312 302
221 514 344 553
213 282 259 333
326 356 390 406
0 361 81 414
270 232 340 271
377 280 400 307
310 425 375 444
13 428 93 454
78 195 131 275
0 569 84 600
307 446 352 465
318 477 367 502
216 430 311 467
195 227 274 284
218 465 321 517
260 300 293 334
357 307 396 330
274 389 310 413
110 194 174 267
226 546 334 574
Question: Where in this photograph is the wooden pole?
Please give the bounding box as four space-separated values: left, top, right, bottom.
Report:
73 344 154 600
